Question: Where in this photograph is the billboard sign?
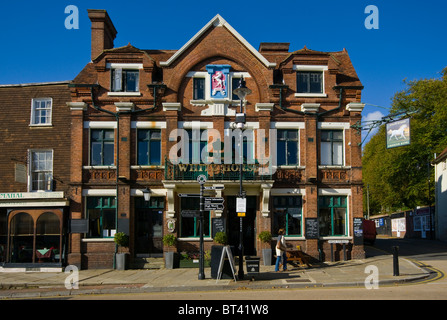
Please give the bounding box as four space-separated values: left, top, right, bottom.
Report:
386 118 410 149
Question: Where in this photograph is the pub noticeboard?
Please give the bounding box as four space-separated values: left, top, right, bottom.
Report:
353 217 364 245
305 218 319 239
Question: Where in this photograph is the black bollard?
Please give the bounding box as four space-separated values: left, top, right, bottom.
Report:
392 246 399 276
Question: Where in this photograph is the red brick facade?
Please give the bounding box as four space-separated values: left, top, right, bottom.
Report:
0 10 366 270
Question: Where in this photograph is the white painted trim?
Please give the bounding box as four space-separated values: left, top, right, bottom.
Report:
67 102 87 111
82 189 117 196
317 122 350 130
106 63 143 70
178 121 214 129
270 122 305 129
107 92 141 97
318 188 352 196
255 103 274 112
160 14 276 68
346 102 365 112
162 102 182 111
84 121 117 129
295 93 328 98
131 121 167 129
131 189 168 197
293 65 328 72
271 188 306 196
0 201 69 208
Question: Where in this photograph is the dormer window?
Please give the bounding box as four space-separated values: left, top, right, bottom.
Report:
108 63 142 96
112 68 139 92
293 65 328 97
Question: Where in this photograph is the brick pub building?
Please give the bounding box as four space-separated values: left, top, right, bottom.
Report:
1 10 365 270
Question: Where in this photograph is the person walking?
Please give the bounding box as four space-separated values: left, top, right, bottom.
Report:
275 228 287 272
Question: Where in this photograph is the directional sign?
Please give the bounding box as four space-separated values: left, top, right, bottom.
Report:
181 210 200 218
205 203 224 211
203 186 224 190
178 193 200 198
204 197 224 204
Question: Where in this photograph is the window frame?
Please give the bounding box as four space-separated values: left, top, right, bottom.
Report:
193 77 206 100
137 129 162 165
272 196 303 237
320 129 344 166
318 196 348 237
90 129 115 166
293 65 328 98
29 150 53 192
277 129 299 166
30 98 53 126
86 196 117 238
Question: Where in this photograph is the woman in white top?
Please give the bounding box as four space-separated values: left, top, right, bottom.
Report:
275 228 287 272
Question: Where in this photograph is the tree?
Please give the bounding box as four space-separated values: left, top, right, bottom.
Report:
363 68 447 214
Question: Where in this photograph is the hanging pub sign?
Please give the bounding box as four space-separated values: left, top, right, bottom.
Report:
386 118 410 149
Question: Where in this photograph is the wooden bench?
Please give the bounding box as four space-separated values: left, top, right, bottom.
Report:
286 246 311 268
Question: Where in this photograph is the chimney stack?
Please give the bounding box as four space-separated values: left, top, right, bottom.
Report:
87 9 117 61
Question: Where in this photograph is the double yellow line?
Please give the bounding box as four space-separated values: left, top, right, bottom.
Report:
405 258 446 285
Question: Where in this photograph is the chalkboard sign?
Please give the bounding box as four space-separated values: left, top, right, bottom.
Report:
212 218 226 238
353 217 364 245
305 218 319 239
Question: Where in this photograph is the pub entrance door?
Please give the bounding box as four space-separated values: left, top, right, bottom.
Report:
227 196 257 256
135 197 164 256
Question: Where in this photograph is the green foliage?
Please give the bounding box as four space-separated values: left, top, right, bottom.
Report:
363 68 447 214
114 232 129 248
258 231 272 243
162 234 177 247
213 231 228 245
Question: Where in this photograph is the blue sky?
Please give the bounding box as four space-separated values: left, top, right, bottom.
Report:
0 0 445 143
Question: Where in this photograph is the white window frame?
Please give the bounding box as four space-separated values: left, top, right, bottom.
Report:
318 122 350 168
107 63 142 96
30 98 53 126
28 149 53 192
293 65 328 98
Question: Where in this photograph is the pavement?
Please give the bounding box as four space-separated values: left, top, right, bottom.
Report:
0 253 432 299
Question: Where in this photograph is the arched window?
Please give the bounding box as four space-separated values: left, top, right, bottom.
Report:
9 212 34 263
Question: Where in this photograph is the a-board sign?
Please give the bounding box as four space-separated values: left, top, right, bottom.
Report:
212 218 226 237
216 245 237 282
305 218 319 239
353 217 364 245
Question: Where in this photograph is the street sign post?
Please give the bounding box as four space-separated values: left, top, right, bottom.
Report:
197 175 206 280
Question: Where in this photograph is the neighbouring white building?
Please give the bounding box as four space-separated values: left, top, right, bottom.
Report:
433 147 447 241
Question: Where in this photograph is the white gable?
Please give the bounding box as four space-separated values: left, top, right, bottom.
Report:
160 14 276 68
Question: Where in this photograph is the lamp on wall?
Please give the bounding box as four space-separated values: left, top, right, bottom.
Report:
142 188 151 203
